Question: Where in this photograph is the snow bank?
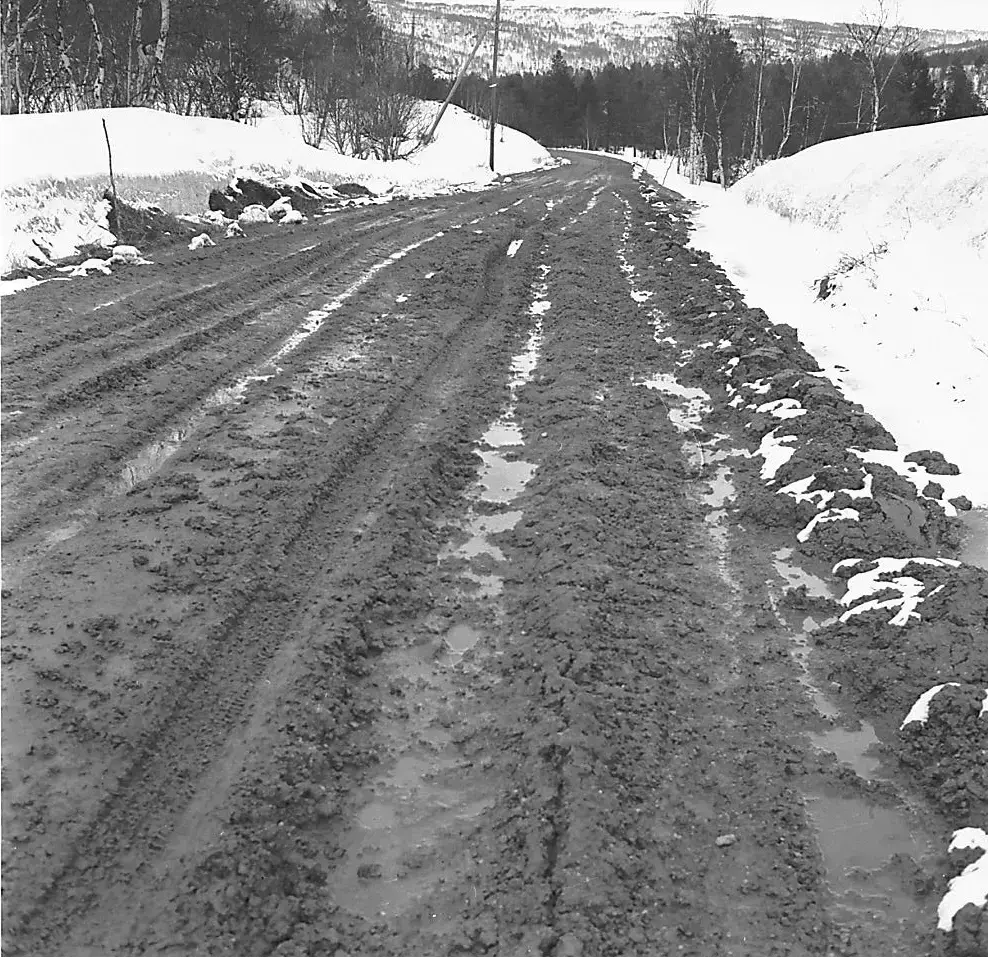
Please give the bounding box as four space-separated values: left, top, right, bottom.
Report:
734 118 988 253
632 118 988 508
1 103 553 274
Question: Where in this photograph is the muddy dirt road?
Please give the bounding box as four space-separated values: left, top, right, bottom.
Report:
3 153 986 956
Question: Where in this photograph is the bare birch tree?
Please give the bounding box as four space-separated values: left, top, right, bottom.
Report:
845 0 917 131
674 0 715 184
1 0 43 112
776 21 814 157
748 16 769 168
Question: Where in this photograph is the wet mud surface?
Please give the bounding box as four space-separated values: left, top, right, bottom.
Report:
2 154 985 955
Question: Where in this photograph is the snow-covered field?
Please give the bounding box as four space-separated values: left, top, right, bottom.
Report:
632 117 988 512
0 102 553 275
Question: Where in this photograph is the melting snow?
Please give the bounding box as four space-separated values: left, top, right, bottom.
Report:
796 507 860 543
901 682 962 729
757 429 798 481
837 556 961 627
756 398 806 420
938 828 988 931
851 448 965 517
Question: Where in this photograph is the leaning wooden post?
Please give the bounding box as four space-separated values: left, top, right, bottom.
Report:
423 25 489 144
102 117 120 237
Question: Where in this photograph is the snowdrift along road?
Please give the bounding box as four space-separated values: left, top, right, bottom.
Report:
638 117 988 514
0 102 555 274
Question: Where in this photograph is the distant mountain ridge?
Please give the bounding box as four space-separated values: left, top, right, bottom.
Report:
350 0 987 73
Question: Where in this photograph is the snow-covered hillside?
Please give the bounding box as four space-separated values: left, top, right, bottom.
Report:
371 0 986 73
0 103 553 275
634 116 988 517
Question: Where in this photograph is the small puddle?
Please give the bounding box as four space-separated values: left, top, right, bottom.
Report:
477 451 536 504
957 507 988 571
791 617 841 721
483 422 524 447
334 740 494 921
440 510 523 563
701 464 739 591
808 725 883 780
805 792 930 921
771 555 892 764
43 518 87 545
445 623 483 655
641 373 710 433
773 547 834 599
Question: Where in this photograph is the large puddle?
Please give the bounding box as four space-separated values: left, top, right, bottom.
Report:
805 791 931 923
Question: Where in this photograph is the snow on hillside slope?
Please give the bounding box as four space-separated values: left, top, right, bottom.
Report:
734 117 988 253
0 103 553 274
639 117 988 513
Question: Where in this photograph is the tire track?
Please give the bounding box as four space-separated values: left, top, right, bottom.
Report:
2 188 561 955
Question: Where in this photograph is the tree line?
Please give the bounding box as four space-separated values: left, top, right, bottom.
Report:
448 5 986 185
2 0 984 178
0 0 442 158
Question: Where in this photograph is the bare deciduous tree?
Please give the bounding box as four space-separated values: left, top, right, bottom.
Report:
845 0 917 131
748 16 769 168
674 0 715 184
776 21 814 157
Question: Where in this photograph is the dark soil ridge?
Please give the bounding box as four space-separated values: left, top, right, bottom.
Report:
0 177 379 283
632 175 987 950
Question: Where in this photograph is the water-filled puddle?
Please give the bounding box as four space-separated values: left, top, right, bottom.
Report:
445 623 483 654
701 465 738 591
806 793 929 920
336 752 493 920
774 547 833 599
958 507 988 571
478 450 536 503
483 422 524 447
792 618 841 721
641 373 711 433
440 510 522 563
809 725 884 780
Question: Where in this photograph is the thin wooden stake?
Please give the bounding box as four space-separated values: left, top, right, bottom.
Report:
102 117 120 237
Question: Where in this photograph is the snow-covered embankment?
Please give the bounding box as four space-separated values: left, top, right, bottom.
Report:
645 117 988 943
1 102 554 276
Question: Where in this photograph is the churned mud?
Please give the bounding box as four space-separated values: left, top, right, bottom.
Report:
2 154 984 956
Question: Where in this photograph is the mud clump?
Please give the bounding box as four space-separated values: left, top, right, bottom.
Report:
208 177 345 219
102 188 202 249
906 450 961 476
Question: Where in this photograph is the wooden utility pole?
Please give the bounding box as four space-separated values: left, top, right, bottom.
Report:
423 26 490 144
489 0 501 171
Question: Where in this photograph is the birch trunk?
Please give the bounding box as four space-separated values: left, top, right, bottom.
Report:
85 0 106 106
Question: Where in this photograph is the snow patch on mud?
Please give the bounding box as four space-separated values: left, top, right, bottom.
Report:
836 556 962 627
939 828 988 931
